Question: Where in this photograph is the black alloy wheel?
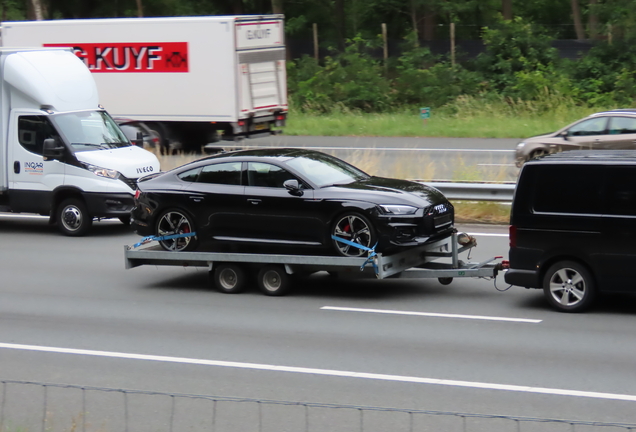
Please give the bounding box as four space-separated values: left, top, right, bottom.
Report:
543 260 596 312
57 198 92 236
332 213 377 257
156 209 198 252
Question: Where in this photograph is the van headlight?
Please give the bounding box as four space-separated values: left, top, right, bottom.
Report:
81 162 121 179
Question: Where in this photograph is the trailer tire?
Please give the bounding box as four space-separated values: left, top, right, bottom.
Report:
212 263 247 294
438 277 453 285
257 265 291 296
57 198 92 236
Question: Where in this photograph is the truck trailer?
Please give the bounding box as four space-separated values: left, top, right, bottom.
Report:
0 48 160 236
1 15 288 153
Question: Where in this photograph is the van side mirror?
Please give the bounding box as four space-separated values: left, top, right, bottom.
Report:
133 131 144 146
42 138 64 160
284 179 303 196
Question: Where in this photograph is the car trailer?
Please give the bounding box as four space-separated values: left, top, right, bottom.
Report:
124 231 507 296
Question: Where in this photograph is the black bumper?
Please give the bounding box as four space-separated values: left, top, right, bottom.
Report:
83 192 134 217
504 268 541 288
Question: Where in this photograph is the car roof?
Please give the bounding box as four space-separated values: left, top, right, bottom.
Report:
590 109 636 117
528 150 636 164
176 148 332 170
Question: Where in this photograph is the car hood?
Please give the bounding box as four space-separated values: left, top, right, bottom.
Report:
75 145 161 179
323 176 448 207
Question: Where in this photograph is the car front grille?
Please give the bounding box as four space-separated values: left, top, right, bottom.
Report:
119 175 138 191
419 202 454 234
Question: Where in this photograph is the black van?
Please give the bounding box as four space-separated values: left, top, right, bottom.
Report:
505 150 636 312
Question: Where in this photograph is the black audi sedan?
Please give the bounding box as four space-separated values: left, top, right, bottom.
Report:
131 149 454 257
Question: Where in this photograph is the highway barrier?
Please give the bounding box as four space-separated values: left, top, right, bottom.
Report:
424 181 516 202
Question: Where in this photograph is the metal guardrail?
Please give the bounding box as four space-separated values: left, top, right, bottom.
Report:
421 181 516 202
2 379 635 432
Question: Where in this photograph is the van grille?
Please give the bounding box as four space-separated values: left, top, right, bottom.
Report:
119 175 138 191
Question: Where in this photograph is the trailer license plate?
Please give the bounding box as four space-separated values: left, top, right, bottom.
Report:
254 123 267 131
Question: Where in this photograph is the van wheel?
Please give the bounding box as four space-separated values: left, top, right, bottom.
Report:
57 198 92 236
543 261 596 312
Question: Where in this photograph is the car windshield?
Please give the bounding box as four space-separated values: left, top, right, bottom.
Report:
285 153 369 187
51 110 131 151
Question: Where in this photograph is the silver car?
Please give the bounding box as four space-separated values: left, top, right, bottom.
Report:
515 109 636 167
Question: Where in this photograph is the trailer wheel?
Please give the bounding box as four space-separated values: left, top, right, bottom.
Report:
212 263 247 294
57 198 92 236
438 277 453 285
257 265 291 296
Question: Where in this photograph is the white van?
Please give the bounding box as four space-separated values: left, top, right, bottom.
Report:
0 48 160 235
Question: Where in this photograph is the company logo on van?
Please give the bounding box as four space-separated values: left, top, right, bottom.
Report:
44 42 189 73
24 161 44 175
136 166 154 174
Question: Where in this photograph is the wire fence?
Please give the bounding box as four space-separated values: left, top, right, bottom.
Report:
1 379 635 432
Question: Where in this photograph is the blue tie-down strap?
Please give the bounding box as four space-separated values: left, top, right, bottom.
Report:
331 235 378 274
132 232 197 249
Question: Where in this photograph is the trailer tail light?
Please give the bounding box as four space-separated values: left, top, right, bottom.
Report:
276 114 285 121
509 225 517 248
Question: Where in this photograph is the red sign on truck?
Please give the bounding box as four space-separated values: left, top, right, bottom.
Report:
44 42 189 73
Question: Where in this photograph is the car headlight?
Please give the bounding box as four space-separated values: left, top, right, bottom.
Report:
82 163 121 179
380 204 418 215
517 142 526 149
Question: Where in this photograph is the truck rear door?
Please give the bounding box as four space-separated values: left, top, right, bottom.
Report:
235 17 287 123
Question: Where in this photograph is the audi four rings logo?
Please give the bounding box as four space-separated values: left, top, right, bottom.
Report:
434 204 447 213
136 166 154 174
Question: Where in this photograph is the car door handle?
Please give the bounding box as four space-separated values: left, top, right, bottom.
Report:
247 198 262 205
189 196 203 203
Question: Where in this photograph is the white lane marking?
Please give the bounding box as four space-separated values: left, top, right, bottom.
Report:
235 145 514 153
2 342 635 402
0 214 48 219
321 306 541 323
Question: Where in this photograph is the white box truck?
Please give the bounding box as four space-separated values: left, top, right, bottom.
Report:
0 48 160 236
1 15 288 153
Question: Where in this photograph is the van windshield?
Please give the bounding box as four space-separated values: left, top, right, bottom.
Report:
51 110 131 151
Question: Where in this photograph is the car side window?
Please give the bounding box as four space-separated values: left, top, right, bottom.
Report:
178 167 201 182
608 117 636 135
197 162 242 185
18 115 59 156
532 166 603 214
605 168 636 216
247 162 297 188
567 118 608 136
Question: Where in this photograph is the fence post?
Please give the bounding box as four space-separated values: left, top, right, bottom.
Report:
313 23 319 61
382 23 388 75
450 22 456 66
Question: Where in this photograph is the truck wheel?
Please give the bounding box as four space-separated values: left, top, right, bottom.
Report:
212 264 247 294
438 277 453 285
57 198 92 236
257 265 291 296
543 261 595 312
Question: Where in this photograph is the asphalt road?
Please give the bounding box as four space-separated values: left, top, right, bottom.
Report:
2 214 636 431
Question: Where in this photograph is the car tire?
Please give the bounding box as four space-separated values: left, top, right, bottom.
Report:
119 215 131 225
542 261 596 312
331 212 377 257
57 198 92 237
257 265 291 296
155 209 198 252
212 263 247 294
530 149 549 160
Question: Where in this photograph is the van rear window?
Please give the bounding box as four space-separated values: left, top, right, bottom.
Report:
532 165 603 214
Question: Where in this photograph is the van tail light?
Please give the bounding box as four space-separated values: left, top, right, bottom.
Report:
509 225 517 248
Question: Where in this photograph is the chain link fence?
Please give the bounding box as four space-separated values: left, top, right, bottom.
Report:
1 380 635 432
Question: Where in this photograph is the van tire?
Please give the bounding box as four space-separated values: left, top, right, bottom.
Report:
543 261 596 312
57 198 92 237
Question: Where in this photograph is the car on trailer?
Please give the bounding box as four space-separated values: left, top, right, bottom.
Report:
130 148 455 258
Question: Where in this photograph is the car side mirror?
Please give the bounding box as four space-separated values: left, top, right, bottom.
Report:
559 130 569 141
42 138 64 160
284 179 303 196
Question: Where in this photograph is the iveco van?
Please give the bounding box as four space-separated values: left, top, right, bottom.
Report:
0 48 160 236
505 150 636 312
